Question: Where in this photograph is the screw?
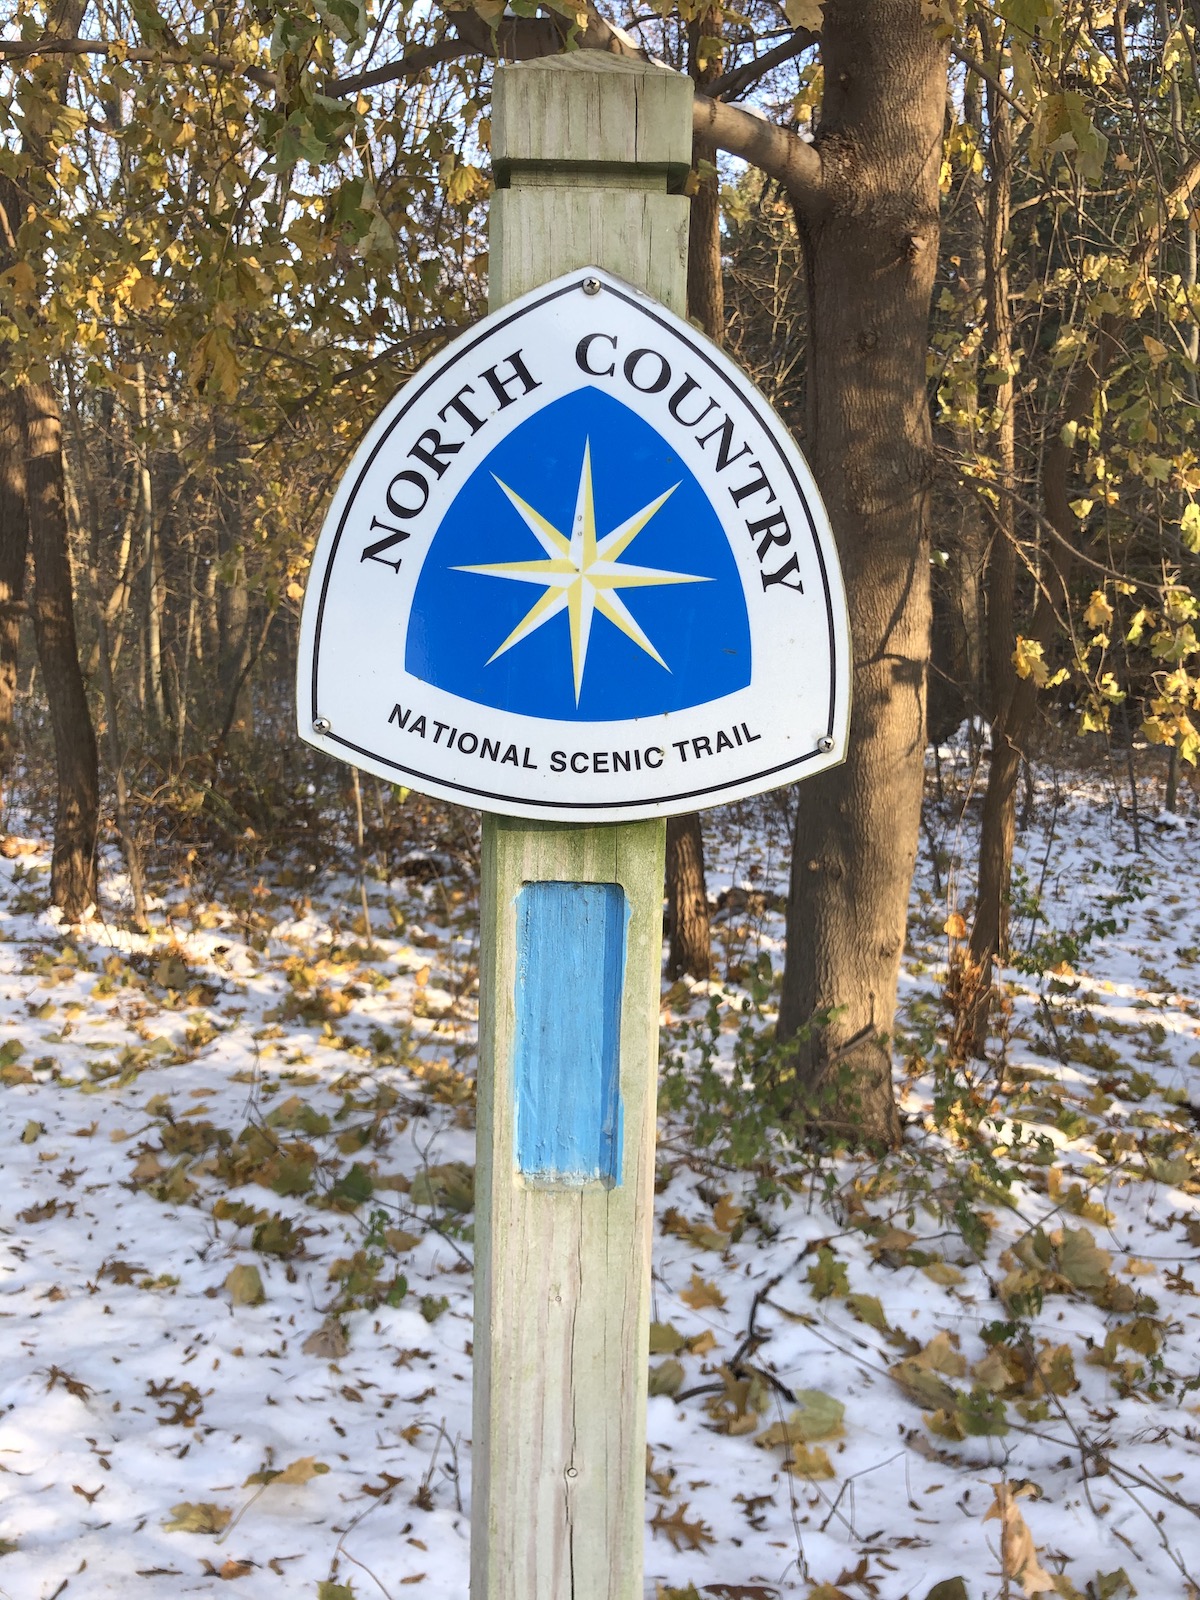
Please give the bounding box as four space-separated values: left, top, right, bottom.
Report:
566 1466 578 1479
582 276 602 296
312 717 332 735
817 735 835 753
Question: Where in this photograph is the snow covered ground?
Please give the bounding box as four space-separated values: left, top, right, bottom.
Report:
1 756 1198 1600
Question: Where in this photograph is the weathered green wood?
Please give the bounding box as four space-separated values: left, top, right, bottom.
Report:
471 54 692 1600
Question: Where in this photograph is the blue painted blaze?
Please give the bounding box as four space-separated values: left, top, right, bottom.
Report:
512 880 627 1186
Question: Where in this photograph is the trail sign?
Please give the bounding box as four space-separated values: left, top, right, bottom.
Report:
297 269 848 821
294 50 851 1600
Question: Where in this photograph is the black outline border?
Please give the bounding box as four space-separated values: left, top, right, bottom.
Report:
307 272 844 814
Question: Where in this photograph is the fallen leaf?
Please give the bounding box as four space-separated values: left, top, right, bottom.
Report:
163 1501 232 1535
889 1357 957 1412
680 1271 726 1311
384 1228 422 1252
200 1557 256 1579
846 1293 888 1331
984 1482 1055 1597
648 1358 685 1397
650 1500 715 1552
757 1390 844 1447
410 1161 474 1213
303 1319 350 1359
914 1331 968 1378
224 1264 265 1306
244 1455 329 1487
922 1260 965 1286
786 1442 835 1478
1057 1226 1113 1289
806 1246 848 1299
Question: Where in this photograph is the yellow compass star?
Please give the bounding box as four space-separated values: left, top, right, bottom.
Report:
453 440 710 704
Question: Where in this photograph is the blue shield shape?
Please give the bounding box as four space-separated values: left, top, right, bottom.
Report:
405 387 751 721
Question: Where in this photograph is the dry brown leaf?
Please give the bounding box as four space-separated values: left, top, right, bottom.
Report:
680 1271 726 1311
984 1482 1055 1597
914 1331 968 1378
302 1319 349 1358
650 1500 716 1552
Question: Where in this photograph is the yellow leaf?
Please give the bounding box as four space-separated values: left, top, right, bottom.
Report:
1013 636 1049 686
224 1264 265 1305
2 260 37 300
914 1330 968 1377
163 1502 232 1535
923 1260 965 1286
1143 334 1168 365
943 912 967 939
787 1442 835 1478
1083 590 1113 629
243 1455 330 1487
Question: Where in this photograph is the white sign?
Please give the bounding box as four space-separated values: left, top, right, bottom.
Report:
297 267 850 821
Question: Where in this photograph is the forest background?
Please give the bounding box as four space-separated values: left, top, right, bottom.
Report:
1 0 1199 1144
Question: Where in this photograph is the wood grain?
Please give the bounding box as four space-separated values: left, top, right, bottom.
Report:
471 53 691 1600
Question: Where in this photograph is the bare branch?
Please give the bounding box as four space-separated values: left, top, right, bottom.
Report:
331 7 643 95
692 93 823 207
705 27 819 102
0 36 276 89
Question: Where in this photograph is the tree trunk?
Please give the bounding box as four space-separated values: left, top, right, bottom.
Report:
927 44 988 747
0 386 28 798
23 380 100 919
777 0 947 1147
660 8 725 984
960 63 1018 1057
136 365 167 728
215 425 251 746
0 177 29 803
686 9 725 342
665 814 711 980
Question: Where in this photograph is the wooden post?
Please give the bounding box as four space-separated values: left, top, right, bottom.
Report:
472 55 692 1600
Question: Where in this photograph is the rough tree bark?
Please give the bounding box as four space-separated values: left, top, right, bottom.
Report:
23 380 100 918
0 388 27 799
776 0 947 1146
214 422 251 746
960 63 1019 1057
664 6 723 985
0 179 30 803
927 40 988 748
